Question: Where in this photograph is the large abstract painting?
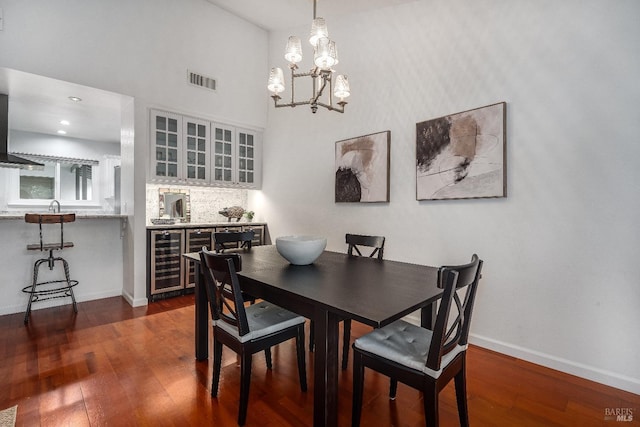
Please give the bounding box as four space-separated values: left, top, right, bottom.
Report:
335 131 390 203
416 102 506 200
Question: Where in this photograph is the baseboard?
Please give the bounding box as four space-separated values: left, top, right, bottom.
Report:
121 290 148 308
0 289 124 316
400 313 640 395
470 333 640 395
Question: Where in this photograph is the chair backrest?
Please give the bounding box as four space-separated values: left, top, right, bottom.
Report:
24 213 76 251
199 247 250 336
426 254 483 371
346 233 385 260
213 230 254 253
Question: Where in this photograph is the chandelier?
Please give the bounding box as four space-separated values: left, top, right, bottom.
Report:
267 0 350 114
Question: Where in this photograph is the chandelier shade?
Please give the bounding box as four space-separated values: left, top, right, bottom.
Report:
309 18 329 46
267 0 350 114
267 67 285 94
285 36 303 64
334 75 350 99
314 38 337 69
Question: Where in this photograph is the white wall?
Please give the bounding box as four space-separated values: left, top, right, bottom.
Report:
0 218 124 315
0 0 269 308
253 0 640 393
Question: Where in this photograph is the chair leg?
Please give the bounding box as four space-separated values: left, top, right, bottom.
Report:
423 387 439 427
342 319 351 370
238 352 252 426
60 257 78 313
389 379 398 400
211 339 223 397
351 350 365 427
309 319 315 352
296 324 307 392
454 367 469 427
24 258 45 325
264 347 272 369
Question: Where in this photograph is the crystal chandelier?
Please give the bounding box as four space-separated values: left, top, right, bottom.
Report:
267 0 350 114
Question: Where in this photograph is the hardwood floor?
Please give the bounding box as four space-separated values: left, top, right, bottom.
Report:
1 296 638 426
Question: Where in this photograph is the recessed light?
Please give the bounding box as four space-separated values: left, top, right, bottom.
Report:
57 130 67 135
68 96 82 102
60 120 70 126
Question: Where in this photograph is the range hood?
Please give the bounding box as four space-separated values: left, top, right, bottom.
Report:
0 94 44 170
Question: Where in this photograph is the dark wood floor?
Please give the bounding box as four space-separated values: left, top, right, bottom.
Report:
0 295 638 426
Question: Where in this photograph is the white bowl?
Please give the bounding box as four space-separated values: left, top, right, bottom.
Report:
275 235 327 265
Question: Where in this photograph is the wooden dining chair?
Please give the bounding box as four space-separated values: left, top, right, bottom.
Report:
351 254 483 427
213 230 257 304
309 233 386 371
213 230 254 253
199 248 307 426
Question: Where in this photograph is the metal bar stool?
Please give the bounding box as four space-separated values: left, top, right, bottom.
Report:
22 213 79 324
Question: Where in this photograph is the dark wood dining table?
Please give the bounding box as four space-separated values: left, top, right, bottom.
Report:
183 245 442 427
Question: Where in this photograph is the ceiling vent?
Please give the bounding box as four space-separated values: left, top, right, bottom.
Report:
188 70 216 92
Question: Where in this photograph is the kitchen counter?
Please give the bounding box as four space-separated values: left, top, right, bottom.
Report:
0 213 126 220
146 221 266 230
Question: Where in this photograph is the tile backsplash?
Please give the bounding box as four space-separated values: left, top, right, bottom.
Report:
146 184 248 224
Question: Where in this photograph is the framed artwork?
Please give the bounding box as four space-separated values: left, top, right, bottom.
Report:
335 131 390 203
416 102 506 201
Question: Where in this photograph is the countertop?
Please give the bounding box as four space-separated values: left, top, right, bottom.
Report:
146 221 266 230
0 212 127 220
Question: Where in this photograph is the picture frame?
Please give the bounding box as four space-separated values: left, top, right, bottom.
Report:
416 102 506 201
335 130 390 203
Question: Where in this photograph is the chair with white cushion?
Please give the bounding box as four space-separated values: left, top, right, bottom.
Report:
351 254 483 427
199 248 307 426
309 233 385 371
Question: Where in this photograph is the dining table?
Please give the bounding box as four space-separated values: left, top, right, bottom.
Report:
183 245 442 427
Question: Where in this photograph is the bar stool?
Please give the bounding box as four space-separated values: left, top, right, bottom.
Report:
22 213 79 324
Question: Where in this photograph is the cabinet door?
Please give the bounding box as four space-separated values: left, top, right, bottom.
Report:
149 229 184 295
184 228 214 289
237 129 259 187
212 125 236 185
183 117 210 184
151 111 182 180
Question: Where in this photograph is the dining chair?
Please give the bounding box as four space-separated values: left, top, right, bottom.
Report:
351 254 483 427
213 230 254 253
309 233 386 371
214 230 257 304
199 248 307 426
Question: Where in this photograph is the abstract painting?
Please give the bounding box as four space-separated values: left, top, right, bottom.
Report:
416 102 506 200
335 131 390 203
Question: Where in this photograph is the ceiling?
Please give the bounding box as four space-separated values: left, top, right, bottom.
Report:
0 2 417 145
0 67 125 144
206 0 418 31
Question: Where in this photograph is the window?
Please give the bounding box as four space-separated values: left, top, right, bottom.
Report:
9 155 99 206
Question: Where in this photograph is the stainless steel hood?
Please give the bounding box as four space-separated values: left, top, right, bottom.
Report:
0 94 44 170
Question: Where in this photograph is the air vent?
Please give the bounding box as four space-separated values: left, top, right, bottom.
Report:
188 70 217 91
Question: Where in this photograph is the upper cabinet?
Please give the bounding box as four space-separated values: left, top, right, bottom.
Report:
152 111 182 180
150 109 261 189
212 125 259 187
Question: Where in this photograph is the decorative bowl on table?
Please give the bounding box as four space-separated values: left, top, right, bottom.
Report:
275 235 327 265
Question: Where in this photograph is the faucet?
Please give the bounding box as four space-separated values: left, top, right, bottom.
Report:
49 199 61 213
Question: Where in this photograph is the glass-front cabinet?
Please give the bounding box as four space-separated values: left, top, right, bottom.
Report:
150 109 261 189
184 117 209 183
213 125 234 184
237 130 256 186
153 111 181 179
